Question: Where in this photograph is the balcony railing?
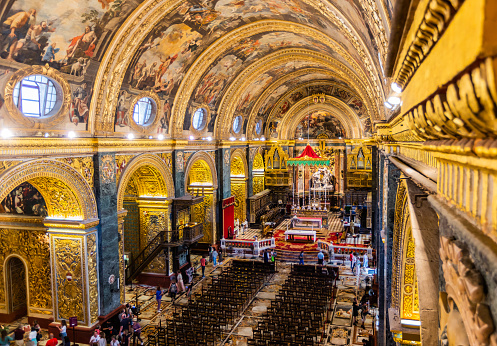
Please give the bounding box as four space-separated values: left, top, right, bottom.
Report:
183 223 204 244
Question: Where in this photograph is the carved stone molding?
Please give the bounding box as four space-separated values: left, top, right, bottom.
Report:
183 151 219 190
405 57 497 140
394 0 465 88
439 235 497 345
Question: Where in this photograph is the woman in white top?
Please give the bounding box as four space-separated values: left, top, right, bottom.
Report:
176 270 185 292
89 331 100 346
110 335 119 346
58 320 67 340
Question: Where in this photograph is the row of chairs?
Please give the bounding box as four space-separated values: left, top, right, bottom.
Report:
248 264 337 346
147 260 273 346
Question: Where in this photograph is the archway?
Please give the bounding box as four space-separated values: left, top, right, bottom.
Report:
5 256 27 321
116 154 174 280
185 157 216 245
230 150 248 227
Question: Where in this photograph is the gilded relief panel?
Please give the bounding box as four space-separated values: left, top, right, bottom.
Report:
191 193 213 244
56 157 94 190
116 155 136 183
140 209 167 273
86 232 99 324
231 181 246 223
53 237 85 323
0 161 22 175
29 177 82 219
253 176 265 195
0 229 51 313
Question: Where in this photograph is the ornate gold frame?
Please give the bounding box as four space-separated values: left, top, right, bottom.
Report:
3 65 72 129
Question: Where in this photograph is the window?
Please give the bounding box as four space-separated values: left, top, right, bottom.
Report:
13 75 60 118
255 119 262 135
132 97 154 125
192 108 206 130
233 115 242 133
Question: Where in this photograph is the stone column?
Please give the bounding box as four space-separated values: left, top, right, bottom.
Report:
93 153 121 316
173 150 185 198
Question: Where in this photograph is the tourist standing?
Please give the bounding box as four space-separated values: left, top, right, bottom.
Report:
212 248 218 267
349 252 354 270
58 320 67 340
26 329 37 346
176 270 185 292
201 255 206 277
298 250 304 265
156 286 163 312
98 333 106 346
263 249 269 264
363 253 369 268
360 303 369 329
317 250 324 265
63 336 71 346
110 336 119 346
0 330 13 346
351 253 357 271
208 245 213 262
14 325 25 346
121 329 129 346
352 299 359 326
169 280 178 304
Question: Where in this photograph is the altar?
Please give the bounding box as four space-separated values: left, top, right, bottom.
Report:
291 216 322 229
284 229 317 242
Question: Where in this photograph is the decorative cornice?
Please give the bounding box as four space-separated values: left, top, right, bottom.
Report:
393 0 465 89
405 57 497 140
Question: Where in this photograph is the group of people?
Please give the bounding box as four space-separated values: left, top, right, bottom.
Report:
89 305 143 346
352 297 370 329
156 268 196 311
0 322 68 346
350 252 369 275
262 249 277 264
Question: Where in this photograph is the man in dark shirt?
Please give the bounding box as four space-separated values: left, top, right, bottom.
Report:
14 325 25 346
119 313 130 335
102 320 113 342
121 329 129 346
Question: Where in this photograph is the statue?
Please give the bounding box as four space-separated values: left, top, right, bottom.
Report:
311 167 335 191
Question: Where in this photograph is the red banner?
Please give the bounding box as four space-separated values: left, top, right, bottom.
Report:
222 196 235 239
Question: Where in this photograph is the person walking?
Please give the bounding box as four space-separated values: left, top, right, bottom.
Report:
360 303 369 329
349 252 354 270
169 280 178 304
263 249 269 264
155 286 163 312
298 250 304 265
208 245 213 262
351 253 357 271
212 248 218 267
132 318 143 345
352 298 360 326
200 255 206 277
317 250 324 265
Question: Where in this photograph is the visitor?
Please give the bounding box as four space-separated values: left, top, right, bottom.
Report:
63 336 71 346
263 249 269 264
46 334 58 346
218 250 223 265
186 263 194 283
212 248 218 267
0 330 13 346
176 270 185 292
58 320 67 340
317 250 324 265
349 252 354 270
121 329 129 346
14 325 25 346
98 333 106 346
360 303 369 329
200 255 206 277
351 253 357 271
298 250 304 265
271 249 277 262
185 282 193 302
155 286 163 312
132 318 143 345
102 319 114 342
169 279 178 304
89 331 100 346
208 245 213 262
352 298 360 326
110 335 119 346
355 259 361 276
26 329 37 346
32 322 41 343
119 313 131 335
363 253 369 268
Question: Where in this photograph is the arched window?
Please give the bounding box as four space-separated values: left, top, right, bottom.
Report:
192 108 206 130
132 97 155 125
233 116 242 133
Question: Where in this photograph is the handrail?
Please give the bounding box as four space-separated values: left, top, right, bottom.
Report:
220 237 275 256
317 240 372 260
126 231 166 282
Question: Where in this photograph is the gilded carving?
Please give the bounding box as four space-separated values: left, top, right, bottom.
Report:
405 58 497 140
140 209 167 273
394 0 465 88
116 155 136 183
0 159 98 220
100 155 116 184
53 237 85 323
190 192 213 244
391 180 407 309
231 182 246 222
253 176 265 195
56 157 95 190
157 153 173 171
0 161 22 176
440 236 497 344
0 229 52 312
86 233 99 324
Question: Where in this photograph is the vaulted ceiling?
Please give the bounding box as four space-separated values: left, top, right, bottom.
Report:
0 0 393 140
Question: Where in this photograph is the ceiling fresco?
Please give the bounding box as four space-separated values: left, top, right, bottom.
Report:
0 0 144 73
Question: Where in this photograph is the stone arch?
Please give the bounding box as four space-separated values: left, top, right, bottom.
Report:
0 159 97 220
116 154 175 211
184 151 218 190
278 96 363 139
230 149 248 178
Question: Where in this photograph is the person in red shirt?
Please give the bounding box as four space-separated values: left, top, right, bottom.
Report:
200 255 206 278
46 333 58 346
